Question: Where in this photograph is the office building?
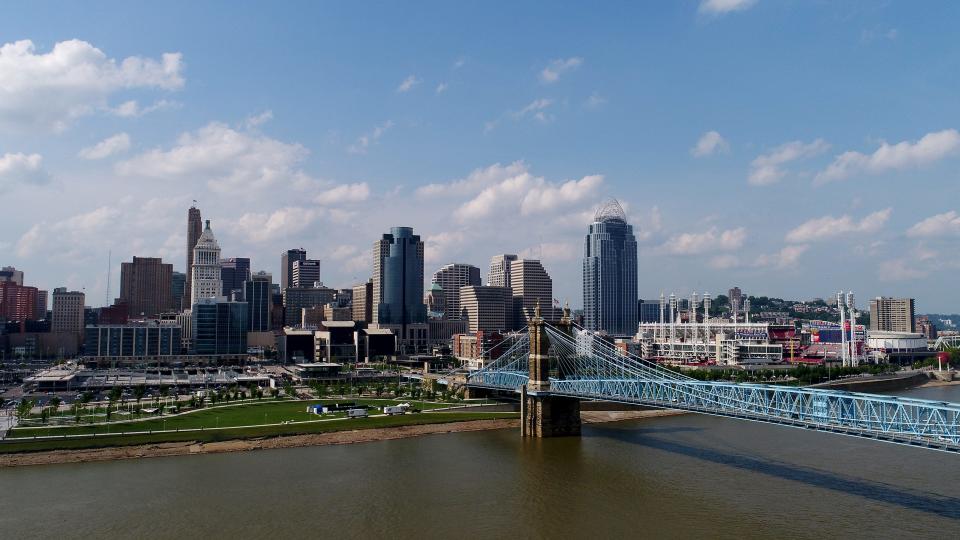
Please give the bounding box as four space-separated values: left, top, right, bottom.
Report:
371 226 428 352
85 321 182 358
283 285 336 326
487 254 517 288
510 259 552 321
431 263 481 319
352 280 373 323
35 289 47 320
639 300 660 324
459 285 514 333
221 257 250 298
870 297 916 333
190 220 223 306
0 282 38 323
51 287 85 337
0 266 24 286
191 298 249 355
185 205 202 308
729 287 744 317
582 200 639 336
281 248 307 291
245 271 272 332
119 256 173 318
425 283 445 315
292 259 321 288
170 272 185 311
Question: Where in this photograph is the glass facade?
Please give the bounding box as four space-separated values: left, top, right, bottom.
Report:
244 274 272 332
583 201 638 336
192 300 249 355
377 227 427 326
85 325 182 357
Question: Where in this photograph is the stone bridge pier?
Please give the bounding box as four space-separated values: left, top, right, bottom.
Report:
520 303 581 437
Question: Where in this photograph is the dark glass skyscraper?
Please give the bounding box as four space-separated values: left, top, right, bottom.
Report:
221 257 251 298
375 227 427 327
244 271 272 332
192 298 249 355
583 199 638 336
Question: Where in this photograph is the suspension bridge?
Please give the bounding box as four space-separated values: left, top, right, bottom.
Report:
466 305 960 453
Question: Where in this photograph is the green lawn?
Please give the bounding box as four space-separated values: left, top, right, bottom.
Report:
0 411 519 454
7 398 454 438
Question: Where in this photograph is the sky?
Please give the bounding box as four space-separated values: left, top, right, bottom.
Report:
1 1 959 312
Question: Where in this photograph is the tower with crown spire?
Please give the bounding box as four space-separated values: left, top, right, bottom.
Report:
190 219 223 307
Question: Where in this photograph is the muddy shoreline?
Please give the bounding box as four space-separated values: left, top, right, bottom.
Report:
0 410 686 468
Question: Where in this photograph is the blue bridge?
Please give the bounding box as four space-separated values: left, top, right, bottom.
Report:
466 306 960 453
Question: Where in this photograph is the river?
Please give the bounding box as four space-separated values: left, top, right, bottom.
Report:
1 385 959 539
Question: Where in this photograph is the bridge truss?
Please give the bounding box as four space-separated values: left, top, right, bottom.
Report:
467 324 960 453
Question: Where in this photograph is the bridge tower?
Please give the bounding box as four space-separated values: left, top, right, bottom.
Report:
520 302 581 437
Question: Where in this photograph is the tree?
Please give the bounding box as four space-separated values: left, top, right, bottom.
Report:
271 388 280 399
48 396 62 414
374 383 385 397
283 382 295 399
16 399 33 421
134 385 146 406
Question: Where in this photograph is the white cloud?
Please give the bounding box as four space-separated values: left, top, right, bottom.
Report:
756 244 809 268
708 254 741 270
78 133 131 160
435 83 448 94
815 129 960 184
540 57 583 83
785 208 891 243
424 231 467 265
699 0 758 15
115 121 309 193
245 110 273 128
457 171 603 222
519 242 578 262
232 207 318 243
748 139 829 185
0 152 49 187
520 175 603 215
396 75 420 93
0 39 183 132
16 206 120 258
662 227 747 255
585 92 606 109
691 130 730 157
314 182 370 205
878 259 928 282
417 161 528 198
906 211 960 238
108 99 177 118
348 120 394 154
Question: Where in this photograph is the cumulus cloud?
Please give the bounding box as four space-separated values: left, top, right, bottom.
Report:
815 129 960 184
691 130 729 157
878 259 928 282
0 39 183 132
115 121 309 192
348 120 394 154
0 152 49 187
520 242 578 262
417 161 528 198
16 206 120 258
662 227 747 255
78 133 131 160
396 75 420 93
245 110 273 128
540 57 583 83
748 139 829 185
231 207 318 243
108 99 177 118
906 211 960 238
457 170 603 222
785 208 891 243
520 175 603 215
315 183 370 205
699 0 757 15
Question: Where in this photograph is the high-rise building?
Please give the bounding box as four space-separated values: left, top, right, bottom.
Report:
170 272 185 311
459 285 514 333
119 256 173 318
220 257 251 298
0 282 38 322
729 287 743 316
0 266 24 286
639 300 660 324
870 297 916 333
425 283 446 315
487 254 517 288
582 200 639 336
52 287 85 337
185 205 202 308
916 315 938 340
431 263 481 319
191 298 249 355
372 226 428 351
510 259 552 321
280 248 307 291
35 289 48 320
283 285 336 327
292 259 321 288
190 220 223 306
244 271 272 332
352 280 373 323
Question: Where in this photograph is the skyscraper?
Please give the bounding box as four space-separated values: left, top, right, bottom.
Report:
185 205 202 309
190 220 223 306
170 272 185 311
244 271 272 332
280 248 307 291
870 297 916 333
487 254 517 288
728 287 743 317
192 298 249 355
52 287 85 338
431 263 481 319
0 266 24 286
459 285 514 333
119 256 173 318
582 199 638 336
292 259 321 288
372 226 428 351
510 259 553 321
352 279 373 323
221 257 251 298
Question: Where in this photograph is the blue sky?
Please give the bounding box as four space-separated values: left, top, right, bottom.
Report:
2 1 959 311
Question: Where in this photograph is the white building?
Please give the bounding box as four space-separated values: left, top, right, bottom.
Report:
190 220 223 306
487 254 517 288
636 321 782 366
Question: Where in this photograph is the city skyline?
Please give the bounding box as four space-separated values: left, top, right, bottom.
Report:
2 2 960 311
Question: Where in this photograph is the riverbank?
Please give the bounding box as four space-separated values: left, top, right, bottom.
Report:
0 409 686 467
917 378 960 388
